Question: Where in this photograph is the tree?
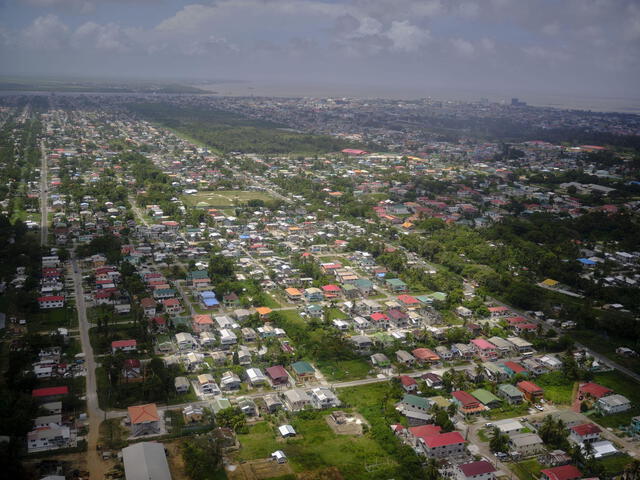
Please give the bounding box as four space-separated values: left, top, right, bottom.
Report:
181 435 223 480
215 407 247 433
489 427 509 453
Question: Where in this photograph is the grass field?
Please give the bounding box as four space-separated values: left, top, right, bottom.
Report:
510 459 543 480
536 371 575 405
574 330 640 374
598 453 633 476
182 190 276 212
236 414 398 480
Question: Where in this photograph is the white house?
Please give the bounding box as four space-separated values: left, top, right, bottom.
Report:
596 394 631 415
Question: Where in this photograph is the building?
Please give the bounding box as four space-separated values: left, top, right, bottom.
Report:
197 374 221 395
579 382 613 401
266 365 289 385
457 460 496 480
509 433 545 457
291 361 315 380
452 390 485 414
540 465 582 480
283 389 311 411
569 423 601 445
174 376 189 394
420 431 466 458
246 367 267 386
38 296 65 309
517 381 543 402
122 441 171 480
310 387 340 409
596 394 631 415
498 384 524 405
112 339 137 354
470 389 501 409
27 424 71 453
128 403 161 436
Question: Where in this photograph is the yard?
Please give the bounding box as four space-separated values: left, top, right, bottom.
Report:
598 453 633 477
315 358 372 381
235 413 399 480
28 307 77 332
574 330 640 375
509 459 543 480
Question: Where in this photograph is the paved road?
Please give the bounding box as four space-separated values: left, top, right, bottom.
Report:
39 140 48 246
71 255 108 480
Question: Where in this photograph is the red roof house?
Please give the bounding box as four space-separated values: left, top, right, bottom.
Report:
540 465 582 480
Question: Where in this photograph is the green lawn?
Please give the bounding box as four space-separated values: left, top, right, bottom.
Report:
486 403 530 420
28 307 77 332
510 459 543 480
536 371 575 405
598 453 633 476
236 415 398 480
587 371 640 429
182 190 275 209
316 358 372 381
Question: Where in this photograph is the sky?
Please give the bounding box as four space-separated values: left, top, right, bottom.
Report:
1 0 640 99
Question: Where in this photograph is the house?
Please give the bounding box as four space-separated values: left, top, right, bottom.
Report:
128 403 161 436
310 387 340 409
470 389 502 409
388 309 409 328
506 336 534 354
569 423 601 445
174 376 190 394
192 314 214 333
396 350 416 366
162 298 182 316
237 345 252 365
122 441 171 480
452 390 486 414
423 372 444 389
457 460 496 480
246 367 267 386
123 358 142 380
596 394 631 415
371 353 391 367
32 386 69 402
487 336 513 357
223 292 240 308
256 306 272 320
219 329 238 347
354 278 374 296
412 347 440 364
27 424 71 453
483 362 508 382
283 388 311 411
112 339 137 354
493 419 526 436
199 291 220 310
399 375 418 392
540 465 582 480
502 361 527 377
470 338 498 361
278 424 296 438
197 374 221 395
452 343 474 360
264 393 284 413
140 297 157 317
183 405 205 423
420 431 466 459
175 332 196 350
285 287 302 302
435 345 453 361
350 335 373 353
38 296 65 309
385 278 408 292
241 327 257 342
498 384 524 405
266 365 289 385
238 397 258 416
210 397 232 414
396 393 432 418
199 331 216 347
220 371 242 391
403 424 442 449
517 381 543 402
509 433 545 457
579 382 613 401
303 287 324 302
291 361 315 380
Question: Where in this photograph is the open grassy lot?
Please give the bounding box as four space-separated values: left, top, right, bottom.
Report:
510 459 543 480
182 190 276 210
536 371 575 405
28 307 77 332
235 413 398 480
315 358 372 381
598 453 633 477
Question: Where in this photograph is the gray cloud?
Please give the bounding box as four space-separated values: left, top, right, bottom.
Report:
1 0 639 98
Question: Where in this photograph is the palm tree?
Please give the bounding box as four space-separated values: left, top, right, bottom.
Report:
623 459 640 480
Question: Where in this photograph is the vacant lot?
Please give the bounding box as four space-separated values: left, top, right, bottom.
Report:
182 190 275 211
536 371 575 405
234 414 397 480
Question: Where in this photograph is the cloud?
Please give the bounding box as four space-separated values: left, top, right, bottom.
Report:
451 37 475 56
385 20 430 52
21 14 69 50
72 21 133 52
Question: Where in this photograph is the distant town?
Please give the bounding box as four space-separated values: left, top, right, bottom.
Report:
0 91 639 480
